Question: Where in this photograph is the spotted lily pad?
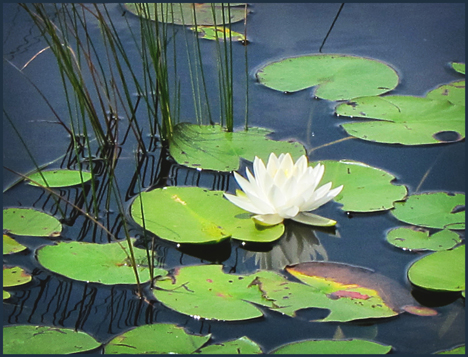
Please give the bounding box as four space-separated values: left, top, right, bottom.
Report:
3 266 32 287
386 227 461 251
315 160 407 212
256 54 399 101
3 234 27 255
391 192 465 230
104 323 210 354
3 208 62 237
426 80 465 106
3 325 100 354
131 186 285 244
125 3 247 25
197 336 263 354
270 339 392 354
169 123 306 171
408 245 465 292
191 26 245 42
36 239 166 285
26 169 92 187
336 95 465 145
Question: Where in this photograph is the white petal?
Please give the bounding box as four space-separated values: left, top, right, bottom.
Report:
224 192 265 214
291 212 337 227
253 213 284 226
278 153 294 176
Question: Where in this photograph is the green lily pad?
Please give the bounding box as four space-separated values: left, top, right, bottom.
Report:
197 336 263 354
256 54 399 101
104 323 210 354
191 26 245 42
3 208 62 237
36 239 166 285
131 186 284 244
3 290 11 300
26 169 92 187
386 227 461 251
426 80 465 106
125 3 247 25
3 234 27 255
3 325 100 354
336 95 465 145
270 339 392 354
3 266 32 287
408 245 465 292
391 192 465 230
315 160 407 212
436 345 465 354
169 123 306 171
451 62 465 75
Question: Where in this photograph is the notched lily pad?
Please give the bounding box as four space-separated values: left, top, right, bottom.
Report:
26 169 92 187
3 234 28 255
3 208 62 237
3 265 32 287
386 227 461 251
270 339 392 354
256 54 399 101
426 80 465 107
197 336 263 354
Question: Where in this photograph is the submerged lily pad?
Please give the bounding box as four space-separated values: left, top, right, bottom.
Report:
197 336 263 354
451 62 465 75
191 26 245 42
3 266 32 287
26 169 92 187
336 95 465 145
315 160 407 212
256 54 399 101
125 3 247 25
3 234 27 255
131 186 284 244
104 323 210 354
391 192 465 230
271 339 392 354
3 208 62 237
386 227 461 251
37 239 166 285
426 80 465 106
408 245 465 292
3 325 100 354
169 123 306 171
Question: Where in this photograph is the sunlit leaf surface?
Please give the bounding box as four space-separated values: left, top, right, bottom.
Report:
191 26 245 42
169 123 306 171
26 169 92 187
197 336 263 354
3 290 10 300
336 95 465 145
3 208 62 237
256 54 399 101
131 186 285 244
270 339 392 354
315 160 407 212
37 239 166 285
3 266 32 287
391 192 465 230
3 234 27 255
3 325 100 354
408 245 465 292
386 227 461 251
451 62 465 75
104 323 210 354
426 80 465 106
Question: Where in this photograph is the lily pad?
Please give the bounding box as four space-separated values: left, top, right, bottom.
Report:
408 245 465 292
3 208 62 237
3 325 100 354
131 186 285 244
451 62 465 75
270 339 392 354
36 239 166 285
4 290 11 300
3 266 32 287
426 80 465 107
104 323 210 354
315 160 407 212
26 169 92 187
386 227 462 251
336 95 465 145
197 336 263 354
125 3 247 25
436 345 465 354
256 54 399 101
391 192 465 230
191 26 245 42
3 234 27 255
169 123 306 171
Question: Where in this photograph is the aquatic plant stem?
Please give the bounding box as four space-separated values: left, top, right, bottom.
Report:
319 3 345 53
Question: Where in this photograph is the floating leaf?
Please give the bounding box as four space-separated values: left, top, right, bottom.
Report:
451 62 465 75
3 325 100 354
386 227 461 251
125 3 247 25
3 290 10 300
3 266 32 287
191 26 245 42
104 323 210 354
197 336 263 354
391 192 465 230
36 239 166 285
408 245 465 292
26 169 92 187
3 234 27 255
131 186 284 244
270 339 392 354
3 208 62 237
315 160 407 212
336 95 465 145
256 54 399 101
436 345 465 354
169 123 306 171
426 80 465 106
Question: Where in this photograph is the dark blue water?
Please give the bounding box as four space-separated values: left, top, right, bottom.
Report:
3 3 465 353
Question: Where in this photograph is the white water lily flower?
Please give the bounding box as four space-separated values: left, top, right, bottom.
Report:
224 153 343 227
